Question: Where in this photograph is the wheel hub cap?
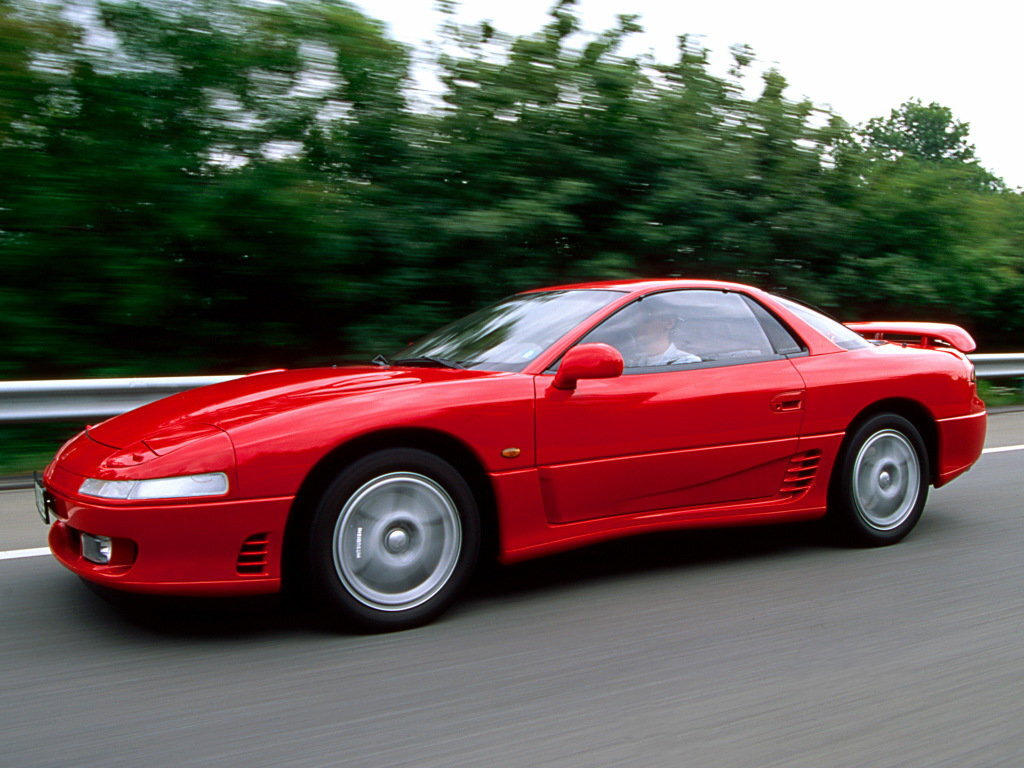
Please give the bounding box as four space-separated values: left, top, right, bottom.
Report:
332 472 462 611
384 527 411 554
852 429 920 531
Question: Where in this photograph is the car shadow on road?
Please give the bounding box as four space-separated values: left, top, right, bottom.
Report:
74 520 828 639
471 520 826 602
75 579 304 639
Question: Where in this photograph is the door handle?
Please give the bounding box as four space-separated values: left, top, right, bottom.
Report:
771 391 803 412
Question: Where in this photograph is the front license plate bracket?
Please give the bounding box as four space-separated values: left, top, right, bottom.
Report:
33 472 55 525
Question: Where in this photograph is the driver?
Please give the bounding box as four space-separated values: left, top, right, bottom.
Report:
632 308 700 367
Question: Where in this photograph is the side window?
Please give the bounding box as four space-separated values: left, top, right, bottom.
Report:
741 296 806 355
578 290 783 373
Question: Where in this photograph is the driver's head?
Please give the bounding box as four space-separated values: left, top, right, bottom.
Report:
637 307 677 339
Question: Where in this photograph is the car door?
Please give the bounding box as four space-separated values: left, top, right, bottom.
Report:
534 289 808 523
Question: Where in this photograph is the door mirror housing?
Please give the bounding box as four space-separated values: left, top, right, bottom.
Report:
552 343 624 391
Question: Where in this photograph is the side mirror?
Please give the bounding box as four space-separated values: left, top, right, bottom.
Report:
552 343 624 391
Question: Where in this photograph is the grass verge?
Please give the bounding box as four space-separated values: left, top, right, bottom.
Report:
0 422 86 477
977 379 1024 408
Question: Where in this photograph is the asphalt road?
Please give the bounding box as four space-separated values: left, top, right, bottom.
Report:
2 413 1022 767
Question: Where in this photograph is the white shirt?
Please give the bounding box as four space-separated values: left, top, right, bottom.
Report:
636 342 700 367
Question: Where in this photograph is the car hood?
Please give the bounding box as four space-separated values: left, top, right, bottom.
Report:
86 366 500 449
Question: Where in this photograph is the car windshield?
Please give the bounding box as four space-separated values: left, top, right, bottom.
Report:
395 290 623 372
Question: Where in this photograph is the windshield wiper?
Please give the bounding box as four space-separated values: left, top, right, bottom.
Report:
392 355 465 369
371 354 391 367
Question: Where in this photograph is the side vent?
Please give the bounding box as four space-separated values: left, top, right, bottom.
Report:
236 533 271 575
780 450 822 498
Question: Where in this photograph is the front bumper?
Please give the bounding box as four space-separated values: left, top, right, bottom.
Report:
44 485 292 596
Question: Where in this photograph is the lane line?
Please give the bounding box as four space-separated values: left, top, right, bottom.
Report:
0 446 1021 560
0 547 50 561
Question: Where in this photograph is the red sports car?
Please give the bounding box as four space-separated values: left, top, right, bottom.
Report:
37 279 986 630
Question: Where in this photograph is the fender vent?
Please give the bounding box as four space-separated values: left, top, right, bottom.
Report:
236 533 270 575
780 450 822 498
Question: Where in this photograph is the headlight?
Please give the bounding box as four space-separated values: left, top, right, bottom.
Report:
79 472 229 500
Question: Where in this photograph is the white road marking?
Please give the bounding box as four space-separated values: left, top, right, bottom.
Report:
0 547 50 561
0 446 1021 561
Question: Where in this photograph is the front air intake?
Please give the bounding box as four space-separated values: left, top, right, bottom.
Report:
780 450 822 498
236 533 270 575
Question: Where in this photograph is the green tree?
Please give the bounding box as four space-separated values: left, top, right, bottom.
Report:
820 101 1021 340
864 99 976 162
1 0 1021 380
0 0 417 375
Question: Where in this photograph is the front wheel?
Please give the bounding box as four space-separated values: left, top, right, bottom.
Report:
829 413 929 546
308 449 479 632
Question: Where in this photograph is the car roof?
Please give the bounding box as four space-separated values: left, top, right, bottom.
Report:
519 278 761 296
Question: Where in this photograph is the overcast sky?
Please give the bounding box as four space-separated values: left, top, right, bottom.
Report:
358 0 1024 188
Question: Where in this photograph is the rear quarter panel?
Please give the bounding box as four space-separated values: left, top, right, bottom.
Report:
792 345 979 432
790 344 985 485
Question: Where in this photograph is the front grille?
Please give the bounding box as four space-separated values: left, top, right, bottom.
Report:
236 533 270 575
780 450 822 498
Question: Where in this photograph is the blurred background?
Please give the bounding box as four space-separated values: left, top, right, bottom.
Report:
2 0 1023 467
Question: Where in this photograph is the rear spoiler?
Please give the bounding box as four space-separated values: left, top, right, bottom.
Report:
845 322 976 353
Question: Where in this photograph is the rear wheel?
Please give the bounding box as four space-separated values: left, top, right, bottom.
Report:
830 413 929 546
308 449 479 631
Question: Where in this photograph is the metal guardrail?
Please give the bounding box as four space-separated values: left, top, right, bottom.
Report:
0 375 239 423
968 354 1024 379
0 354 1022 424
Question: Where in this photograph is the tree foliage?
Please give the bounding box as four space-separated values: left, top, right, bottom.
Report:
1 0 1022 380
864 99 976 162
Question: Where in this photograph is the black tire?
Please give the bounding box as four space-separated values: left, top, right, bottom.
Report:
307 448 480 632
829 413 930 547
